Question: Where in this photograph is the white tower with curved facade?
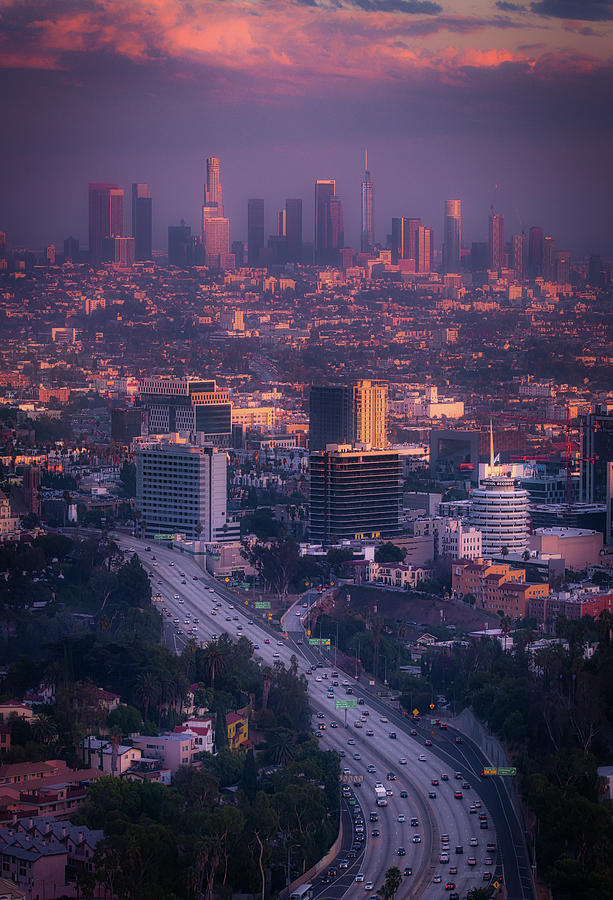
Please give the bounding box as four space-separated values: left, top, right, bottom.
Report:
469 475 528 556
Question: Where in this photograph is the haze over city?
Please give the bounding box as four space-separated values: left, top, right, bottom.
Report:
1 0 613 254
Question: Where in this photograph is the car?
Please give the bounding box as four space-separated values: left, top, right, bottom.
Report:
431 778 439 786
439 854 449 864
367 765 376 773
371 828 380 837
455 772 463 780
484 857 493 866
338 750 345 757
449 894 459 900
400 790 408 798
193 575 198 580
295 610 302 616
413 834 421 843
316 712 324 718
418 754 426 762
483 872 492 881
355 873 365 882
264 639 270 644
211 633 218 639
455 846 463 855
364 883 373 892
449 866 457 875
470 837 478 847
347 850 357 859
454 791 463 799
387 772 396 781
254 644 259 650
440 722 448 729
320 875 331 884
397 847 406 856
348 738 356 745
173 594 180 600
328 867 337 877
425 739 432 746
475 800 482 808
272 652 280 659
386 788 393 796
428 791 437 798
318 723 326 730
433 874 442 883
210 610 217 616
410 817 419 826
225 616 232 622
399 757 407 765
403 867 412 876
353 753 361 760
455 737 463 743
380 717 388 723
486 843 497 853
441 834 450 843
343 767 350 775
398 814 405 822
410 729 417 735
389 732 397 739
366 729 374 736
445 882 455 891
470 805 477 814
339 859 349 869
462 782 471 790
479 813 488 821
441 773 449 781
330 722 338 729
468 857 477 866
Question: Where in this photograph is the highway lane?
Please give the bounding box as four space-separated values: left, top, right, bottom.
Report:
116 536 510 898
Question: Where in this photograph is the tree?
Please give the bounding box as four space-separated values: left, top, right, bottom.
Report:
501 545 509 557
202 642 226 694
261 666 273 711
375 542 406 564
135 672 160 723
241 748 258 803
467 889 492 900
522 549 531 561
376 866 402 899
107 704 143 737
215 707 228 751
31 714 58 745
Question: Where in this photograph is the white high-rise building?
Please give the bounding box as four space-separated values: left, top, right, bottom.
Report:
136 439 234 542
469 476 528 555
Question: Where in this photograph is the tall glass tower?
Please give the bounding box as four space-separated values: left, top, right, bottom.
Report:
361 151 374 252
443 199 462 274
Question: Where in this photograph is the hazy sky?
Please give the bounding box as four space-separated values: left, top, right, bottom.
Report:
1 0 612 256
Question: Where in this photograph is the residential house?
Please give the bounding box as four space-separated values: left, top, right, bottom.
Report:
226 711 249 751
131 733 198 773
173 716 215 755
452 558 549 618
366 560 432 590
0 703 36 725
79 738 142 776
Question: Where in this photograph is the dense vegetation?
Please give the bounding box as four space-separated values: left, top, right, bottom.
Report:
425 615 613 900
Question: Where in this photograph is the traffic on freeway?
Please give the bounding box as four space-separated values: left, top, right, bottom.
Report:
115 533 530 900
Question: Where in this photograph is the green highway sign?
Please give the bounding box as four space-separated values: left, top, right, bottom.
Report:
154 534 175 541
483 766 517 776
255 601 271 609
335 699 358 709
308 638 331 646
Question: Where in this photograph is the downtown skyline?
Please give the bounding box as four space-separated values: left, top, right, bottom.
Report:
0 0 612 255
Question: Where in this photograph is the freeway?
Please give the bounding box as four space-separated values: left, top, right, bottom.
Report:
114 534 528 899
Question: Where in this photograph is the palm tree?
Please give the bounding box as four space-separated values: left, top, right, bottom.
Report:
499 615 513 651
202 642 226 694
376 866 402 899
467 888 492 900
267 728 296 765
32 714 58 745
261 666 273 710
501 545 509 557
135 672 159 724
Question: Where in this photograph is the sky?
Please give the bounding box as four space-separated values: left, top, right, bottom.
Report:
1 0 613 257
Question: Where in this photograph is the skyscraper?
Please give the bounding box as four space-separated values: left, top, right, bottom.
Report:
512 233 527 281
205 157 223 214
489 213 504 271
528 226 544 279
168 223 192 267
326 196 344 259
354 380 388 448
203 217 230 269
361 152 374 252
285 198 303 262
314 179 335 263
247 199 265 266
542 235 556 281
131 183 152 260
89 183 124 263
277 209 286 236
390 217 420 266
443 199 461 274
309 380 387 451
416 226 433 274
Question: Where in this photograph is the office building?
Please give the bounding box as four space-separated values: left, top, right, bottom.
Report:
204 157 223 215
309 380 388 451
542 235 555 281
138 377 232 444
489 213 504 272
416 226 433 274
512 233 527 281
111 407 145 445
528 226 544 279
360 153 374 252
247 199 265 266
580 406 613 503
102 236 135 267
443 199 461 274
314 179 336 264
131 183 152 260
168 224 192 267
285 198 303 262
326 196 344 260
203 217 230 269
136 439 230 542
88 183 124 262
309 445 402 544
555 250 570 284
63 236 79 262
469 476 529 555
277 208 286 237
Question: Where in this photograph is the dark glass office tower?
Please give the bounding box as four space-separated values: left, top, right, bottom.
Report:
309 384 354 451
132 183 152 260
89 183 123 263
314 179 335 263
489 213 504 271
247 198 265 265
528 225 544 279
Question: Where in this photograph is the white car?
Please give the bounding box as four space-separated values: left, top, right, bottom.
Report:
470 837 478 847
433 875 442 884
364 883 373 891
399 758 407 765
380 717 388 723
355 874 364 883
418 754 426 762
398 814 405 822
